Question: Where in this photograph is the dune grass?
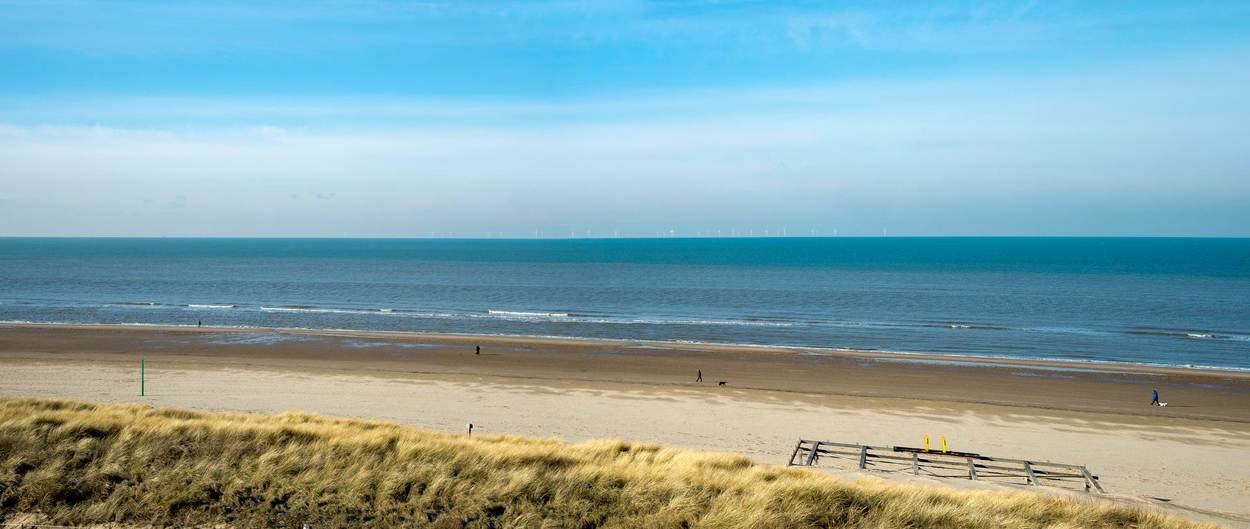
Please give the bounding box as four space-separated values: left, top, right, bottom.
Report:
0 397 1211 529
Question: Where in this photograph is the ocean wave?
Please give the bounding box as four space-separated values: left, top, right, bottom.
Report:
1020 326 1114 337
112 301 161 306
600 318 794 327
260 306 378 315
821 320 915 330
187 304 238 309
475 310 792 327
1127 327 1249 342
258 306 461 319
925 322 1247 341
923 321 1011 331
487 310 571 318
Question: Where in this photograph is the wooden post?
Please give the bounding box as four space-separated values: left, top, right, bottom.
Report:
1023 462 1037 486
858 446 868 469
788 440 805 466
1081 467 1105 494
911 453 919 475
139 357 145 397
804 441 822 466
967 458 977 480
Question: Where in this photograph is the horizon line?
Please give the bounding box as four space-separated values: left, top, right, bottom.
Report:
2 235 1247 241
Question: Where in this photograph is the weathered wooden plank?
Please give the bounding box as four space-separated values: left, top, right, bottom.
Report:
1082 467 1106 494
809 441 870 450
804 441 822 466
787 440 806 466
892 446 982 458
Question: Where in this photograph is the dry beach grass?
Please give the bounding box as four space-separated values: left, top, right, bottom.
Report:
0 397 1213 529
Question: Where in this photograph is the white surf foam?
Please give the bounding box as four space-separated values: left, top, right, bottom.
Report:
260 306 375 315
487 310 571 318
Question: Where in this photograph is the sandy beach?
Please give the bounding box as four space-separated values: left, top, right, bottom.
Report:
1 323 1248 524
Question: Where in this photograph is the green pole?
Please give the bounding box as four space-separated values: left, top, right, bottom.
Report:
139 357 145 396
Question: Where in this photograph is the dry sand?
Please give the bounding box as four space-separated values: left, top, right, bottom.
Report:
1 323 1248 525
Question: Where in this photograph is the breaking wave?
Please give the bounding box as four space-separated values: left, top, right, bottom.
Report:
487 310 571 318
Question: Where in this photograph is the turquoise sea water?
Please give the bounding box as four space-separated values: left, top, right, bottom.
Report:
1 237 1248 369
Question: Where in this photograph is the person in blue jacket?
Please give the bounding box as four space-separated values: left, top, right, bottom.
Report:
1151 389 1160 406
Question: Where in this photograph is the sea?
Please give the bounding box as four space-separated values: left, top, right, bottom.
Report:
1 237 1248 370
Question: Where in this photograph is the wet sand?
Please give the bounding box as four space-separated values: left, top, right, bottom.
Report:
1 323 1248 524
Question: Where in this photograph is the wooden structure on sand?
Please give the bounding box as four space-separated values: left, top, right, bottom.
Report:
788 439 1105 494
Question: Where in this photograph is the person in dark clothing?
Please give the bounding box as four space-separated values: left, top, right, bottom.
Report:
197 320 202 327
1151 389 1160 406
475 345 480 355
696 369 702 382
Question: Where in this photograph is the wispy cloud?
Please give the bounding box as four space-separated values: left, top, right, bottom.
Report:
2 48 1246 237
2 1 1248 236
2 43 1246 128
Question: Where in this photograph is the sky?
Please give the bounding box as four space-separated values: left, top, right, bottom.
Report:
1 0 1248 237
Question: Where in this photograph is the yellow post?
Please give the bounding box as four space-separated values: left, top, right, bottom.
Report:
941 436 948 453
923 435 930 451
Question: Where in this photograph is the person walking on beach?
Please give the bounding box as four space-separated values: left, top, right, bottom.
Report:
1151 388 1161 406
197 320 201 328
475 345 480 355
696 369 702 382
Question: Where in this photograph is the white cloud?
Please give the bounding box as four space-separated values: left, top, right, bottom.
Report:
1 48 1247 237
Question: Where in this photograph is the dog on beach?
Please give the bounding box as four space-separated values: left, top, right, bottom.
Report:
718 381 727 386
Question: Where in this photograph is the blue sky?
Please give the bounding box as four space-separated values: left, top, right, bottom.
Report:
1 0 1248 236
